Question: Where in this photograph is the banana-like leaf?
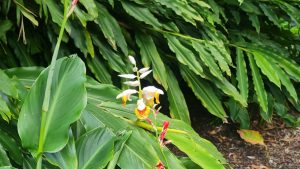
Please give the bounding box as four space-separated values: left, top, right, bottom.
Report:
45 130 77 169
18 57 87 154
180 66 227 121
165 35 204 77
135 33 168 89
236 49 249 102
248 54 268 113
76 127 116 169
166 68 191 124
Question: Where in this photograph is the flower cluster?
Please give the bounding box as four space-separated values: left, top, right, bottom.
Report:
117 56 170 169
116 56 164 120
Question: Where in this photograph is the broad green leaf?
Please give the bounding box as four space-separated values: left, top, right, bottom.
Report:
166 68 190 124
121 1 161 28
237 130 265 145
5 67 43 88
18 57 87 153
0 69 17 98
45 130 77 169
180 66 227 121
180 157 202 169
135 33 168 89
207 44 231 76
248 54 268 113
0 143 10 167
165 35 204 77
76 127 116 169
253 52 281 88
95 3 128 55
86 57 112 84
236 49 248 102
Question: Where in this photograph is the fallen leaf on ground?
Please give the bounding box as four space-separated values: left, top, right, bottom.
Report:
237 129 265 146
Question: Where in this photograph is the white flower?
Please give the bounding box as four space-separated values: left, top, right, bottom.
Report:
124 80 140 87
142 86 164 104
116 89 138 106
118 74 136 79
128 55 136 65
137 99 146 110
140 70 152 79
139 67 150 74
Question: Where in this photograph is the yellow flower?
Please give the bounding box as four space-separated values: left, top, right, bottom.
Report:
142 86 164 104
116 89 138 106
135 99 151 119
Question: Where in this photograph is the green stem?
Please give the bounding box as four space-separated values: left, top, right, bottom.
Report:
125 119 187 134
36 1 69 169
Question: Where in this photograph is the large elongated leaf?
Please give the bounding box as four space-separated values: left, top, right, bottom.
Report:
180 66 227 121
166 35 204 77
0 143 11 167
95 3 128 55
236 49 249 102
248 54 268 113
76 127 116 169
18 57 87 153
0 129 23 165
166 68 190 124
86 57 112 84
135 33 168 89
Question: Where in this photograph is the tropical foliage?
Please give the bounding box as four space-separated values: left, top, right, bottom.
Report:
0 0 300 168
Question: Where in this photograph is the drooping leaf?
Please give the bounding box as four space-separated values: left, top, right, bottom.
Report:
166 68 191 124
18 56 87 154
180 66 227 121
237 130 265 146
236 49 248 102
0 143 11 167
135 33 168 89
248 54 268 113
86 56 112 84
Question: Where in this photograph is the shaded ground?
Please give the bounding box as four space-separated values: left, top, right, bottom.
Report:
193 117 300 169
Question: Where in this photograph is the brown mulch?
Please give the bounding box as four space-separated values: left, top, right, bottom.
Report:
193 117 300 169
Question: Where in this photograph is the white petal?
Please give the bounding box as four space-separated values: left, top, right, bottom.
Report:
143 86 157 93
116 89 138 99
128 55 136 65
139 67 150 74
140 70 152 79
118 74 136 79
133 67 138 72
137 99 146 110
157 89 164 95
124 81 140 87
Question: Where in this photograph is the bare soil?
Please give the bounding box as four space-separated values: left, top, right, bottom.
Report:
193 117 300 169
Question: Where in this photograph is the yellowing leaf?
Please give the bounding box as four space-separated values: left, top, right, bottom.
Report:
237 129 265 145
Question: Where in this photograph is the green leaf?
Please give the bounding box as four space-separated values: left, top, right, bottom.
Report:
86 56 112 84
0 69 17 98
135 33 168 89
95 3 128 55
45 130 77 169
78 0 98 19
248 54 268 113
237 130 265 145
154 0 203 25
84 31 95 58
236 49 248 102
0 98 11 122
76 127 116 169
226 99 250 129
253 52 281 88
165 35 204 77
18 57 87 154
192 42 223 80
0 143 10 167
180 157 202 169
248 14 260 33
259 4 281 28
0 20 13 40
180 66 227 121
121 1 161 28
166 68 191 124
207 44 231 76
0 128 23 165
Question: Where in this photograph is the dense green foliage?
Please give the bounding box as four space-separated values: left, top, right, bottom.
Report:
0 0 300 168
